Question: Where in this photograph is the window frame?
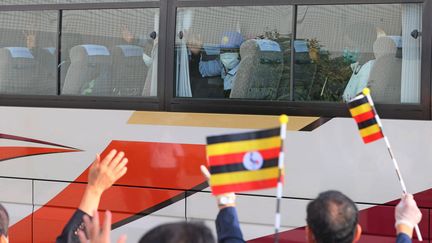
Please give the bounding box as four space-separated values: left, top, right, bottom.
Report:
0 0 429 120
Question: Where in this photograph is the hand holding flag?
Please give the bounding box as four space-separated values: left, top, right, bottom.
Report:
347 88 423 241
205 115 289 243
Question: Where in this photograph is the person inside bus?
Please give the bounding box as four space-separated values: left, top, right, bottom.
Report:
56 149 128 243
184 31 224 98
0 204 9 243
186 31 244 98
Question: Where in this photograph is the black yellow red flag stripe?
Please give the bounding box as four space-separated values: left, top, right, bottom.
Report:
206 127 281 195
347 94 384 144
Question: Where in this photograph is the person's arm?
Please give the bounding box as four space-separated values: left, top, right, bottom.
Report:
78 210 126 243
394 194 422 243
200 166 245 243
199 59 223 77
215 199 245 243
56 150 128 243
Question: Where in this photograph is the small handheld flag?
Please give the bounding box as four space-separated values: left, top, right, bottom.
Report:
347 89 383 144
206 127 282 195
347 88 423 241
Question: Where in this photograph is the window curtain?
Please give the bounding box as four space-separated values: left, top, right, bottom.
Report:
401 4 422 103
142 12 159 97
175 10 193 97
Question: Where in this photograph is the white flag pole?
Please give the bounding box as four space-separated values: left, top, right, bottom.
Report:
274 115 288 243
362 88 422 241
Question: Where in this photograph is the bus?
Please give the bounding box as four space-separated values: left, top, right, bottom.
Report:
0 0 431 242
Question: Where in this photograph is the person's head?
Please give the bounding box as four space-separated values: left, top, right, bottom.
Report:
138 221 215 243
219 31 244 70
0 204 9 243
306 190 361 243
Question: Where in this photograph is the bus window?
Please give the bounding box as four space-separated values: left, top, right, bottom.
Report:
175 6 292 100
0 11 57 95
295 4 422 104
60 8 159 97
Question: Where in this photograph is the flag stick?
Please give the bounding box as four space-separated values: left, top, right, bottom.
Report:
363 89 422 241
274 115 288 243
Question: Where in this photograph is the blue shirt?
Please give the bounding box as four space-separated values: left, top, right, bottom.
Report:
222 64 239 91
216 207 245 243
198 57 239 91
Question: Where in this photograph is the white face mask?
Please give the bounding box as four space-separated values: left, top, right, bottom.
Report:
220 53 240 70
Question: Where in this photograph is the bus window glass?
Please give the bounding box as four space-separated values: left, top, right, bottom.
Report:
295 4 422 104
175 6 292 100
0 11 57 95
60 8 159 97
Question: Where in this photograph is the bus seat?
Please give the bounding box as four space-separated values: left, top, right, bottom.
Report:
111 45 147 96
230 39 283 100
367 36 402 103
0 47 38 94
62 44 112 96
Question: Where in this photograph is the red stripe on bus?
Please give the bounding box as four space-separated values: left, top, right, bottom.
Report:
208 147 280 166
362 132 384 144
211 178 280 195
353 111 375 123
0 147 79 161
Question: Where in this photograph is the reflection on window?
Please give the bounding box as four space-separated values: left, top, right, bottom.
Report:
60 8 159 97
295 4 422 104
175 6 292 100
0 11 57 95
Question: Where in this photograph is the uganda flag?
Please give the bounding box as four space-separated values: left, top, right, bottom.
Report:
348 93 384 144
206 128 282 195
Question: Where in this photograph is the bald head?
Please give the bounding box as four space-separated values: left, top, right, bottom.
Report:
306 191 359 243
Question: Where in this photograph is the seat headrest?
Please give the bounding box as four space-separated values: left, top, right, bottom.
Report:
43 47 56 55
69 44 111 62
294 40 308 53
116 45 144 57
202 44 220 56
4 47 34 59
256 39 282 52
373 36 398 59
81 44 110 56
240 39 282 64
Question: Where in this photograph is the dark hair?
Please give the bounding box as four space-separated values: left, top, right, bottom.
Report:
0 204 9 237
306 190 358 243
139 221 215 243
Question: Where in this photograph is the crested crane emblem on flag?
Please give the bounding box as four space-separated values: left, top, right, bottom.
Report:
347 90 384 144
206 127 282 195
243 151 264 171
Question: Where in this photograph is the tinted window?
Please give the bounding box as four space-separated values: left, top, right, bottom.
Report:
295 4 422 104
175 6 292 100
60 8 159 97
0 11 57 95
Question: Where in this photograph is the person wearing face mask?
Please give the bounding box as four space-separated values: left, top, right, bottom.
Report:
218 32 244 97
190 31 244 98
